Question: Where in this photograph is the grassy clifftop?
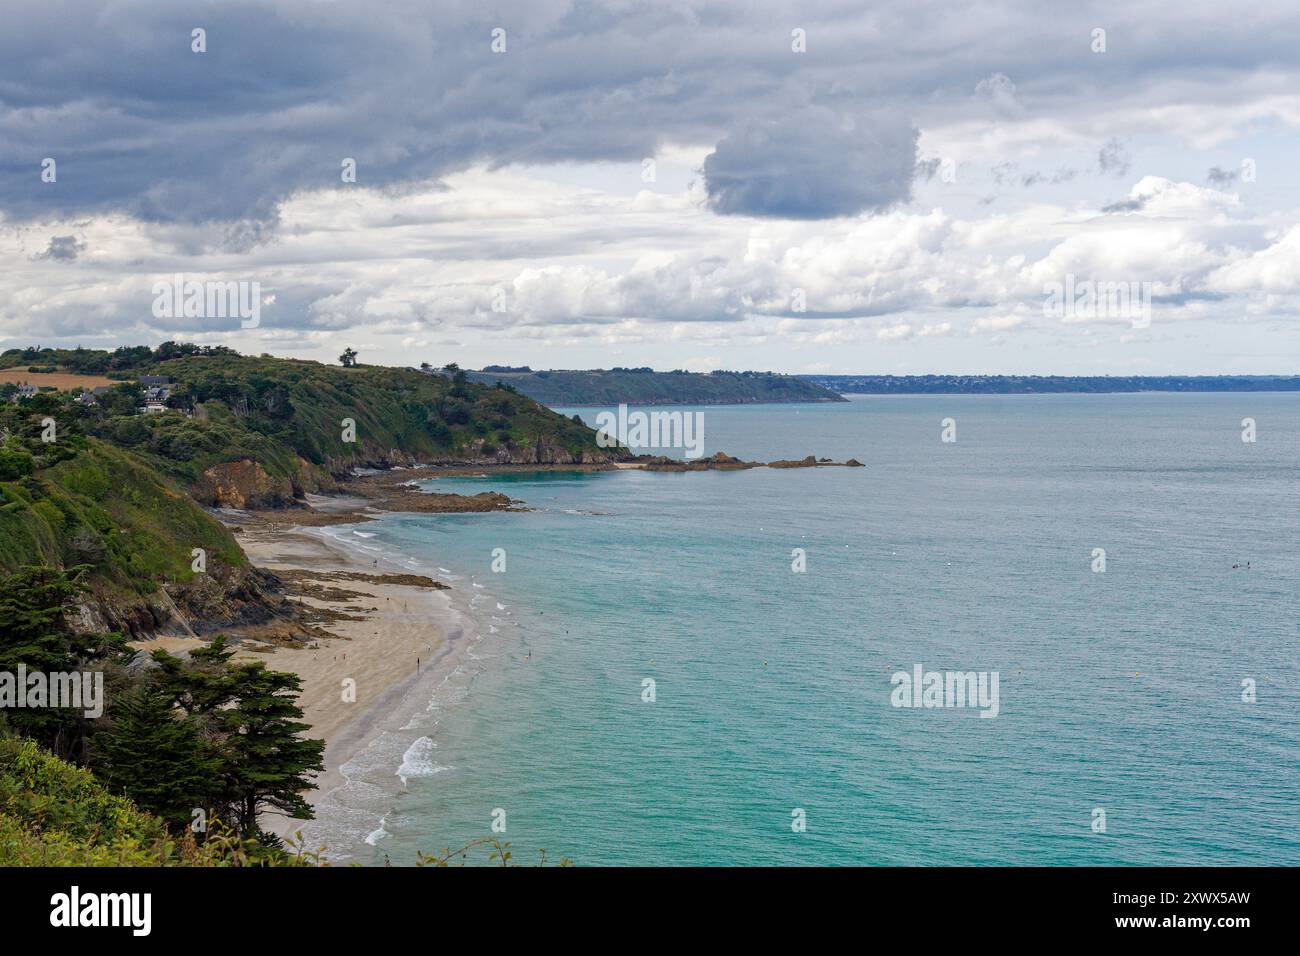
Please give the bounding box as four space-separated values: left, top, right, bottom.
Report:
70 352 623 507
3 346 624 505
0 439 245 581
155 352 611 472
0 433 260 636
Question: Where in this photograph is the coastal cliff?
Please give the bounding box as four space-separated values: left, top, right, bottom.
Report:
0 346 628 637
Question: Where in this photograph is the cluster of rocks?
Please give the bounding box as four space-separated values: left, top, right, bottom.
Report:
638 452 864 472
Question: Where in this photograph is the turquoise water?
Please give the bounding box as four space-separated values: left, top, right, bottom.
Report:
313 394 1299 865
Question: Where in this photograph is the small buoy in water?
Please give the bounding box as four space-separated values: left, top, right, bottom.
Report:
763 660 768 667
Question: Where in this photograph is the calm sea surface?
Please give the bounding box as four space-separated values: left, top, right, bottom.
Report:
305 394 1299 865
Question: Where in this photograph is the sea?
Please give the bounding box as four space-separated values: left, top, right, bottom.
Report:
301 393 1299 866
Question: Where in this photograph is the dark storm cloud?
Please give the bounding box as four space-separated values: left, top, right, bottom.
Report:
4 1 1300 225
703 112 918 218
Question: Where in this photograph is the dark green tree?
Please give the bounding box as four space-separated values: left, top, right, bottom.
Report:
0 566 128 759
448 365 469 398
216 662 324 836
145 638 322 837
93 684 222 831
150 634 237 719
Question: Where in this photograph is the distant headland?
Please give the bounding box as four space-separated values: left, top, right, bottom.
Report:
460 366 846 405
800 374 1300 394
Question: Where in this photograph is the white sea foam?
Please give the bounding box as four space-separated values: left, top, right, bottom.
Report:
396 736 449 787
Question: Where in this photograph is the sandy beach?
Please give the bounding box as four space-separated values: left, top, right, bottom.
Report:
219 523 471 839
235 529 449 738
118 485 495 852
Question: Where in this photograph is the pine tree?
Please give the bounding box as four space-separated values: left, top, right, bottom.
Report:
150 634 236 718
93 685 222 831
216 662 324 836
0 566 128 758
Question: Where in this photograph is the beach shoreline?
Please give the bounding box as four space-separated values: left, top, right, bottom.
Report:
228 523 477 846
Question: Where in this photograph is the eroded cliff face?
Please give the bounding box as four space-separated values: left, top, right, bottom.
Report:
71 563 292 640
193 442 622 509
320 439 627 475
193 459 290 509
427 439 627 466
192 456 336 509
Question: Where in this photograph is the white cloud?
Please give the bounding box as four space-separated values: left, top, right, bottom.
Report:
972 314 1027 334
1 159 1294 371
877 323 915 342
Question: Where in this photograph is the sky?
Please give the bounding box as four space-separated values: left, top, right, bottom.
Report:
3 0 1300 375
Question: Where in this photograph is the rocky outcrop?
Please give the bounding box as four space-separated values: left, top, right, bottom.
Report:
71 564 293 640
193 459 298 509
768 455 864 468
192 456 340 508
317 440 627 482
638 451 865 471
438 439 629 467
639 452 758 472
291 456 338 496
167 564 289 635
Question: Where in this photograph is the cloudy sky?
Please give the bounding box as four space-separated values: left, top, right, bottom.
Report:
3 0 1299 374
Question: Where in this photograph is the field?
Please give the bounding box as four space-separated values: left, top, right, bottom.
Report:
0 368 117 390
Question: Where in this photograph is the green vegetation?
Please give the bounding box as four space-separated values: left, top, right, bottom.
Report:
144 351 605 477
0 343 616 596
0 347 616 501
0 343 236 377
0 735 314 866
0 567 323 864
0 439 246 585
465 366 847 405
98 635 323 838
0 567 131 759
